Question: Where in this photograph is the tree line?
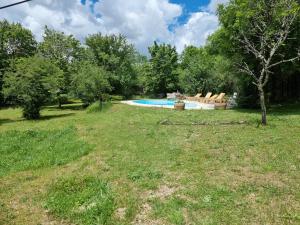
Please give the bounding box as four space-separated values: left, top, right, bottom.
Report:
0 0 299 124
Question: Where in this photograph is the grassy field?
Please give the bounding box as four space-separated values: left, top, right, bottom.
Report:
0 103 299 225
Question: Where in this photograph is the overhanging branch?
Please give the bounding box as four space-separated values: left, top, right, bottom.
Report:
268 53 300 69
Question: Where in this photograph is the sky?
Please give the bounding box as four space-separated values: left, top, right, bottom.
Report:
0 0 229 54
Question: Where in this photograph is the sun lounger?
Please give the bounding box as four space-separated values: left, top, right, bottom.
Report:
198 92 212 102
207 93 226 103
186 93 202 101
214 93 226 103
204 94 218 103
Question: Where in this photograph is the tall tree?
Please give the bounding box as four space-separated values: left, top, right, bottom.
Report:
38 27 81 107
179 46 214 95
3 56 63 119
146 42 179 95
71 62 111 108
0 20 37 105
85 33 136 98
179 46 238 95
217 0 300 125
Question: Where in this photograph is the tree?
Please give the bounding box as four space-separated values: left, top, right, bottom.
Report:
178 45 238 96
71 62 111 109
0 20 37 105
179 46 214 95
146 42 179 95
132 52 149 94
38 27 81 107
85 33 136 98
3 56 63 119
217 0 300 125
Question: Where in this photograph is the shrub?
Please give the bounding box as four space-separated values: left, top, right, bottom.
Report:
3 56 63 119
110 95 124 101
86 102 112 113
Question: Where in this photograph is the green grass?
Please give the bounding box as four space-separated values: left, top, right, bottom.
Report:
0 103 299 225
45 176 115 225
0 126 92 177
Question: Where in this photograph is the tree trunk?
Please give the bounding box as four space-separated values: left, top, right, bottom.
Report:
57 93 62 109
99 96 103 111
259 87 267 125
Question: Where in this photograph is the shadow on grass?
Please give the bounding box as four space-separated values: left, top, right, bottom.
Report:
0 113 75 125
0 118 20 125
268 103 300 116
39 113 75 121
46 104 84 111
232 103 300 116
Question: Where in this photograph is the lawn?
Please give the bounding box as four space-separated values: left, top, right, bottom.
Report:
0 103 299 225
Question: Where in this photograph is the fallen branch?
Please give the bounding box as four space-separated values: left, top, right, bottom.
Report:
158 119 249 126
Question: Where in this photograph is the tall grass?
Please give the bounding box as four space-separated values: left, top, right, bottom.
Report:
0 126 92 177
45 176 115 225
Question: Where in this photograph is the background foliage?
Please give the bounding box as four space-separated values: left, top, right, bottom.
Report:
0 0 299 119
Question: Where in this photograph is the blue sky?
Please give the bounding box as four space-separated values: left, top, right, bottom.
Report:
0 0 228 53
170 0 210 23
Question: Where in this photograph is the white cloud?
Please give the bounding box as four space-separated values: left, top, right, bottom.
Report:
206 0 229 13
0 0 229 54
173 12 219 53
93 0 182 53
0 0 101 41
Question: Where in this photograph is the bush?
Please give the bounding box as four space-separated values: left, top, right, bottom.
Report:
86 102 112 113
110 95 124 101
57 94 69 104
3 56 63 119
22 102 42 119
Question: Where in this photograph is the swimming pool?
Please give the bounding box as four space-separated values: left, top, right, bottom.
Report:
122 99 214 110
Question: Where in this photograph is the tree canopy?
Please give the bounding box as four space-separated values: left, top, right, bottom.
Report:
71 62 111 106
86 33 136 97
213 0 300 124
3 56 63 119
145 42 179 95
0 20 37 105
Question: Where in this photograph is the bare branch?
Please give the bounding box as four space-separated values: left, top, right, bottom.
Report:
239 33 267 64
262 71 270 87
238 62 259 83
268 51 300 69
267 12 297 64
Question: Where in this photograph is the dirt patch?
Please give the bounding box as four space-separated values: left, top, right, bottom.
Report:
9 198 72 225
183 208 192 225
208 167 288 188
133 203 163 225
246 193 257 204
132 184 177 225
115 207 126 220
148 185 177 200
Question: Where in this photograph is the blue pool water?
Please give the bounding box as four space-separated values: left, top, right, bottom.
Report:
133 99 199 109
134 99 175 106
125 99 214 110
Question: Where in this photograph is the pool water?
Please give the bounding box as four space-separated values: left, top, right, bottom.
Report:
123 99 214 110
134 99 175 106
133 99 199 109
